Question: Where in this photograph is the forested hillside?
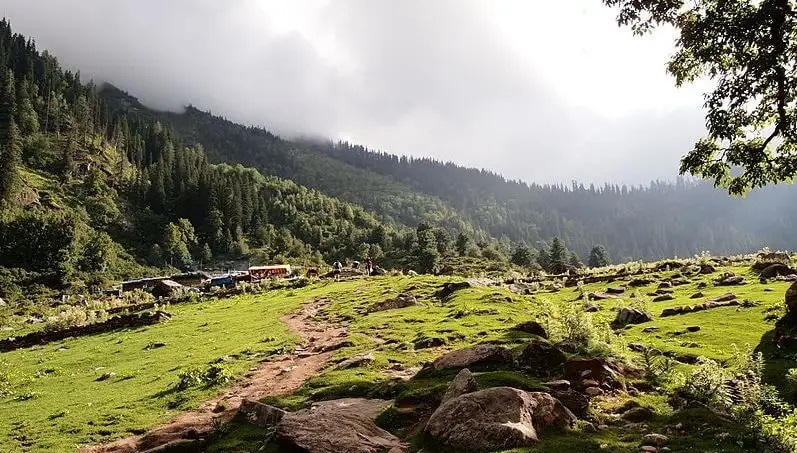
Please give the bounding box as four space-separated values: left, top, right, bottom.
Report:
101 81 797 260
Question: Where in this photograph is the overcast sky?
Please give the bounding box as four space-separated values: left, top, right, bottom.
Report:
1 0 708 184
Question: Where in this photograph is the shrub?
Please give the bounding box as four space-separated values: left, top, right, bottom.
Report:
174 363 233 390
536 297 618 355
675 350 797 451
0 360 13 397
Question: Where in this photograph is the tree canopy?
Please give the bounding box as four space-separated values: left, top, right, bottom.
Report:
604 0 797 195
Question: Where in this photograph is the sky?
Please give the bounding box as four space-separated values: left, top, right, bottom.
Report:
0 0 709 184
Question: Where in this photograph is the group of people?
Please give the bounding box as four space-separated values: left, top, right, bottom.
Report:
332 257 376 277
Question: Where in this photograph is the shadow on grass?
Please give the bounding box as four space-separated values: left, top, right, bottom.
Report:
754 327 797 403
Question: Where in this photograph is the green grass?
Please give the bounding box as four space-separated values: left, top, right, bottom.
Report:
0 286 335 452
3 264 794 452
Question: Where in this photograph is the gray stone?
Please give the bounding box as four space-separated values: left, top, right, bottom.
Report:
642 433 669 447
441 368 478 403
238 399 286 428
424 387 576 451
276 398 404 453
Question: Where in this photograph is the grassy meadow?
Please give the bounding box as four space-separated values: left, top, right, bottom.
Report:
1 265 794 452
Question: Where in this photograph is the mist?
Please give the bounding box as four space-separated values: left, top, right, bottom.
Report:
1 0 708 184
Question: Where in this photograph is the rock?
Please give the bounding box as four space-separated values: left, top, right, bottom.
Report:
424 387 576 451
441 368 478 403
606 287 626 294
407 270 418 276
551 389 589 417
585 387 604 397
367 294 417 312
276 399 405 453
660 307 682 317
621 406 654 422
0 297 5 306
629 278 653 287
238 399 286 428
518 339 567 375
96 372 116 381
712 293 737 302
139 439 208 453
641 326 660 333
656 261 684 271
543 380 571 391
642 433 669 447
686 326 701 332
787 281 797 316
589 292 619 301
613 308 652 327
652 294 674 302
718 275 745 286
699 263 716 274
310 398 394 420
657 282 672 289
335 353 375 370
697 281 708 289
760 263 794 279
671 279 689 286
584 303 600 312
436 281 472 298
785 274 797 282
512 321 548 338
640 447 658 453
419 343 514 375
564 357 627 389
690 292 704 299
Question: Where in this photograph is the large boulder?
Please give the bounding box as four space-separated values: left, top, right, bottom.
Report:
418 343 514 375
511 321 548 338
441 368 478 403
718 274 745 286
424 387 576 451
787 281 797 317
760 263 795 279
518 339 566 375
613 308 651 327
564 357 628 389
628 278 653 287
238 399 286 428
436 281 472 298
550 389 589 417
276 398 404 453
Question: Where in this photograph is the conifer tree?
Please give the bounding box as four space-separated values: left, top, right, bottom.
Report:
548 237 568 274
588 244 612 268
455 232 469 256
0 72 21 207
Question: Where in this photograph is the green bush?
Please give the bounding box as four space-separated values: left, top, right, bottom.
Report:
536 297 618 355
175 363 233 390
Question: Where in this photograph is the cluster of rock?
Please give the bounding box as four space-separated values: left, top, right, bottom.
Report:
0 310 171 352
233 338 643 453
660 293 739 317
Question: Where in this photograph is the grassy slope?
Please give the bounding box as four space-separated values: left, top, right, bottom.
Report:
2 265 789 452
0 286 337 452
214 268 777 452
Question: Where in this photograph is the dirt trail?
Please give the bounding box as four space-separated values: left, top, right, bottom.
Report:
83 298 347 453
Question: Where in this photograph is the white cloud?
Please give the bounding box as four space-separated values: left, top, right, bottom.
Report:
1 0 708 184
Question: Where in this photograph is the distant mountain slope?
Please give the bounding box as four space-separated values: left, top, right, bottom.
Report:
101 85 797 260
